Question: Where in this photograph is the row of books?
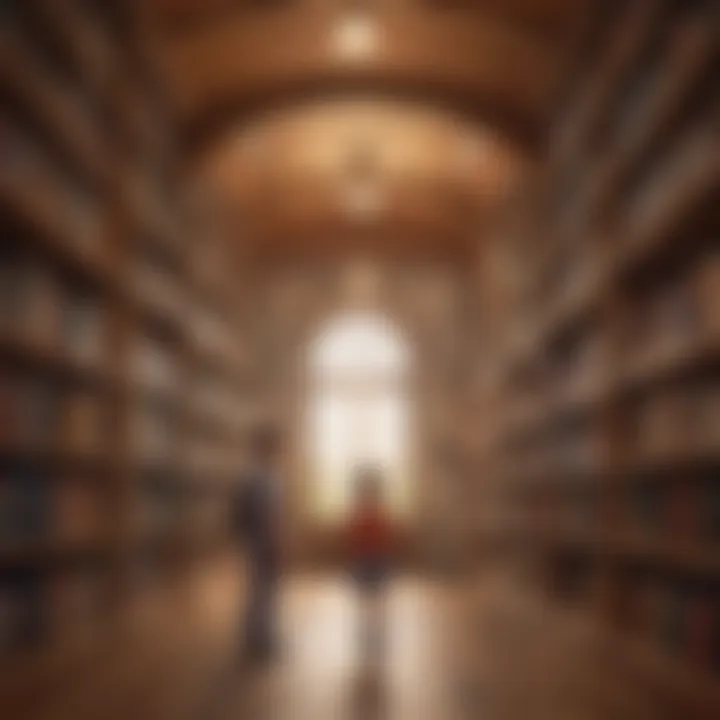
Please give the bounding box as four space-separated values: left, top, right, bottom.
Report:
131 337 181 395
0 468 106 547
521 474 720 550
189 376 244 430
183 441 240 478
0 111 103 250
622 246 720 369
505 419 603 475
129 404 179 464
627 476 720 546
4 0 117 99
128 402 245 470
132 475 233 538
133 249 186 328
0 371 107 452
0 253 107 363
625 378 720 459
613 570 720 674
0 567 108 654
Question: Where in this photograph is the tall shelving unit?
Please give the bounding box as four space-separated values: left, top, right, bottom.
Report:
474 2 719 719
0 0 247 661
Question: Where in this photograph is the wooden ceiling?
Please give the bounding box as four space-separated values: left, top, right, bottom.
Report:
144 0 597 261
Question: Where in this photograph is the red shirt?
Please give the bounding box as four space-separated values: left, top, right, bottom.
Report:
348 508 394 561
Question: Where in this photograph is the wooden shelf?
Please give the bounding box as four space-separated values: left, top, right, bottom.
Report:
0 542 114 569
27 0 118 97
614 121 720 283
0 176 113 289
608 535 720 576
502 378 609 448
0 442 110 467
0 1 246 673
0 34 110 184
610 334 720 399
604 630 720 715
0 335 113 386
602 13 718 196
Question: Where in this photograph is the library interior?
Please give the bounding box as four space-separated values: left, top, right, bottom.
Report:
0 1 718 719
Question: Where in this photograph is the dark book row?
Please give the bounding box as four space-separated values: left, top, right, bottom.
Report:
627 474 720 546
0 251 107 363
0 368 108 453
0 565 110 655
612 568 720 675
0 465 108 548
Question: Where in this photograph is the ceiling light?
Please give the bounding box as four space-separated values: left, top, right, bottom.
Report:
332 10 378 60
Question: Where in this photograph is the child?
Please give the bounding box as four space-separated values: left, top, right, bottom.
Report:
347 464 396 664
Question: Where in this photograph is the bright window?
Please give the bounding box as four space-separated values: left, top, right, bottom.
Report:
308 314 410 519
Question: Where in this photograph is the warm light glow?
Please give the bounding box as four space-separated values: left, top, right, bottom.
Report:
332 11 378 60
308 315 411 519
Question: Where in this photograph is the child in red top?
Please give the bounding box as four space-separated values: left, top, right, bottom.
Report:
347 465 396 662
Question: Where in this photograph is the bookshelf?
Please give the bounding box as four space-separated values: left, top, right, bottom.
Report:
0 1 246 660
475 2 719 718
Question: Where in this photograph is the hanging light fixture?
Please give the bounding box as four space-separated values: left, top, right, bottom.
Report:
332 0 378 61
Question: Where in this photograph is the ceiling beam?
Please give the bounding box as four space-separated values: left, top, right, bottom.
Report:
182 79 542 162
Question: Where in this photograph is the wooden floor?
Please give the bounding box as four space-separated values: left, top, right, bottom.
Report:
2 556 480 720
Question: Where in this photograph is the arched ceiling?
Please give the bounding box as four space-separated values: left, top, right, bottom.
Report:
196 99 525 260
144 0 597 261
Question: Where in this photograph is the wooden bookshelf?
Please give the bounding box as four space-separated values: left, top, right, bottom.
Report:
1 0 246 662
474 2 720 718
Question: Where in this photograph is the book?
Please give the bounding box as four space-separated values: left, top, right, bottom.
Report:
701 475 720 545
631 480 664 538
0 570 46 653
17 375 58 447
57 391 104 455
63 292 104 365
53 478 101 546
0 464 50 546
685 585 717 670
694 247 720 339
0 368 18 446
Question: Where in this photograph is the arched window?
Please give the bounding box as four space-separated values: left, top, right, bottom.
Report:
308 313 411 519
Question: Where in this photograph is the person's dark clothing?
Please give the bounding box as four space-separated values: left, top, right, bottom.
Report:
236 469 281 658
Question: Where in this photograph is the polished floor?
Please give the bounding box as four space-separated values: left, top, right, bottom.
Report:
201 576 477 720
3 557 482 720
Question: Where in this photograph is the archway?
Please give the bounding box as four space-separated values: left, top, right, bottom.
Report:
306 312 412 521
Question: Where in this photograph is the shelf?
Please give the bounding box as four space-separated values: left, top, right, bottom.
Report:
615 447 720 477
0 33 111 184
608 535 720 576
614 122 720 283
533 262 608 350
27 0 117 98
605 630 720 715
0 541 114 569
184 409 239 443
126 289 188 344
132 458 184 477
130 382 184 414
610 334 720 399
0 335 113 387
120 179 179 254
502 378 609 448
0 443 110 468
606 14 718 193
0 175 113 290
503 457 605 490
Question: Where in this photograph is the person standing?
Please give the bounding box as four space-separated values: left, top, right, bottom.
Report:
346 464 397 665
236 424 284 662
